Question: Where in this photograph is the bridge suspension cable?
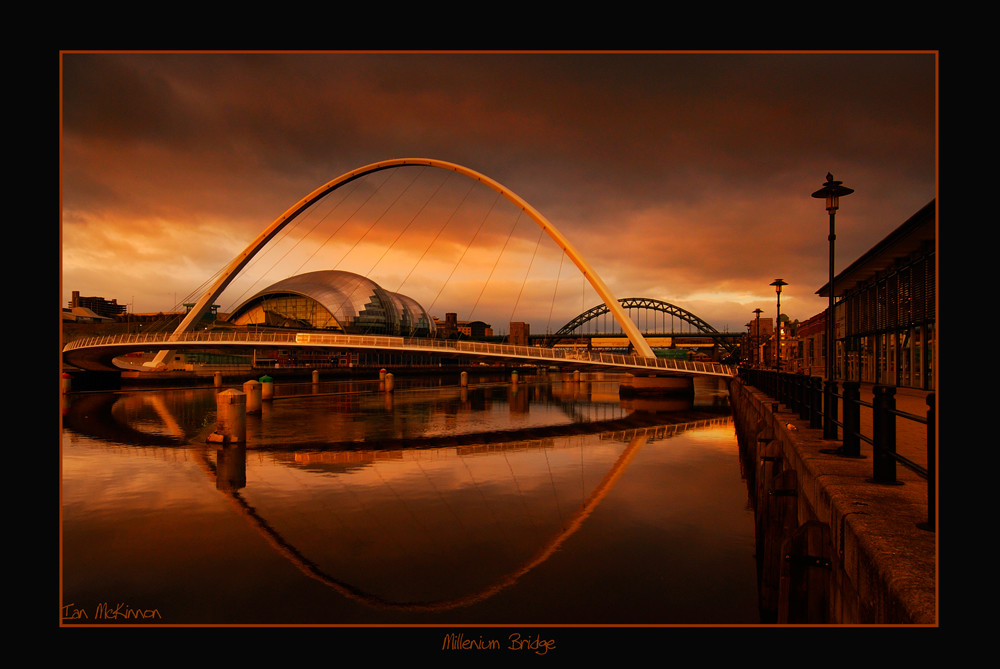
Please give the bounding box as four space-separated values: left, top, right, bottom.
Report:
146 158 655 367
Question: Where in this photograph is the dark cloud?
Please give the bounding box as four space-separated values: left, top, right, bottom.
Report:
60 51 936 332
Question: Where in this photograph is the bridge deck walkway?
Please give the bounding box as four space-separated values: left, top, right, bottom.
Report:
63 331 737 377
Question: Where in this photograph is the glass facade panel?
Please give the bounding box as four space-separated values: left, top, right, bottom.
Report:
832 226 934 390
226 270 435 337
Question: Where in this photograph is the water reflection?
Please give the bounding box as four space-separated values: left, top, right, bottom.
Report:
211 421 730 611
61 374 757 625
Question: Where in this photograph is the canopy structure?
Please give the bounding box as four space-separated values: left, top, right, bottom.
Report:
227 270 435 337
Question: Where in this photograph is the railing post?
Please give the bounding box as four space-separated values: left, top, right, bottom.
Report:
923 393 936 531
823 379 838 440
809 377 823 429
798 375 809 420
841 381 861 457
788 373 796 412
871 385 898 484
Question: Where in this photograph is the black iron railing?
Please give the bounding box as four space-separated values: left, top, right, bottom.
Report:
737 367 935 531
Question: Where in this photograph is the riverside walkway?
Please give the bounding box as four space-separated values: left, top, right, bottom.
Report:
730 373 936 625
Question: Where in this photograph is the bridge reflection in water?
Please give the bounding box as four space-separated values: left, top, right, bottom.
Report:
60 374 760 625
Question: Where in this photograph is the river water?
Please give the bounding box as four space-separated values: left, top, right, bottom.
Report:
60 371 760 627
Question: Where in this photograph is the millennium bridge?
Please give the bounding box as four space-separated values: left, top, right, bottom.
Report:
62 330 735 378
63 158 737 383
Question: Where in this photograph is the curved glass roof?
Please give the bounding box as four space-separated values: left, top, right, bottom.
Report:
226 270 435 336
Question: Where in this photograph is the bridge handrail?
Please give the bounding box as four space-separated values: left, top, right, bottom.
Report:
63 331 737 377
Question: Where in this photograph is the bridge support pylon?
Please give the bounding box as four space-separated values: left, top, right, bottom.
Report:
618 373 694 397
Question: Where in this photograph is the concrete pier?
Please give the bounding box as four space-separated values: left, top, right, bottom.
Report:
209 388 247 444
730 377 936 624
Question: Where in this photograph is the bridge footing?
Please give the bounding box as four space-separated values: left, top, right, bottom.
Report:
618 373 694 397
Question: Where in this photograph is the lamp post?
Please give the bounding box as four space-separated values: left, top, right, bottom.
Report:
770 279 787 372
753 308 763 367
812 173 853 440
745 323 752 365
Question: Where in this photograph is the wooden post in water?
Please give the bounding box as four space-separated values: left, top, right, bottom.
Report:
779 521 832 623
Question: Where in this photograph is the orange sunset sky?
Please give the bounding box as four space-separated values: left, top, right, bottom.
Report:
59 51 937 335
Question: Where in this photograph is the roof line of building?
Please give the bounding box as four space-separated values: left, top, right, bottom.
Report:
817 199 935 298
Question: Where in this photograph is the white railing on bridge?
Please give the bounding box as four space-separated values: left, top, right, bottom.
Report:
63 330 735 377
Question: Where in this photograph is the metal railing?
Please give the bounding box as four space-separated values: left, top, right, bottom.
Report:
64 331 738 378
737 367 935 531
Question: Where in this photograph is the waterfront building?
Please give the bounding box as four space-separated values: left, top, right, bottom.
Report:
795 312 825 377
226 270 435 337
65 291 126 321
816 200 935 390
432 313 494 340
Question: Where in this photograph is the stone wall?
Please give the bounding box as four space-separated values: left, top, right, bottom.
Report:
729 377 936 624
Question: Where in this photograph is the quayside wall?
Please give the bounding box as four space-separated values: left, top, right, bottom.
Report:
728 377 936 625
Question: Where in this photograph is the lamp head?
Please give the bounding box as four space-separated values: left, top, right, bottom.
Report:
811 173 854 212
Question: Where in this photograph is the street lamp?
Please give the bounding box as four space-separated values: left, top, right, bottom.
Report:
745 323 752 365
812 173 853 439
753 308 763 367
770 279 787 372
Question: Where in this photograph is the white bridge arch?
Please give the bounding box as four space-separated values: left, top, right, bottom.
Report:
149 158 654 367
